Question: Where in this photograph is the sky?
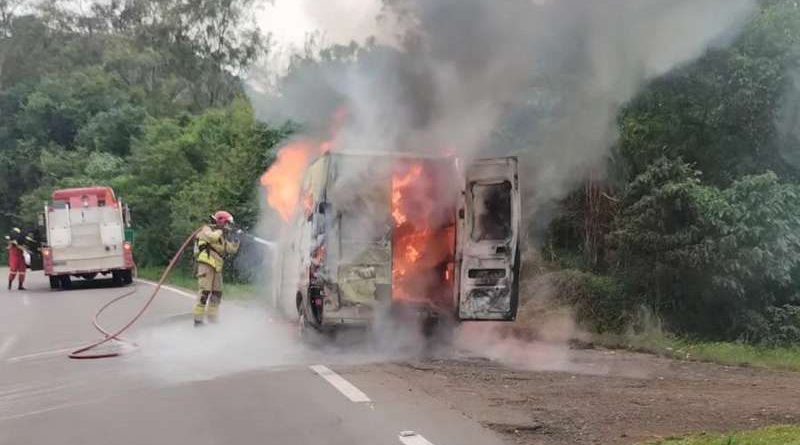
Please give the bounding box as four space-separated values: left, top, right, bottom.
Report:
256 0 385 49
54 0 384 50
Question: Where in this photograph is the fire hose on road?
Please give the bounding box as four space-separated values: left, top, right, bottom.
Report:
68 229 201 359
68 228 276 360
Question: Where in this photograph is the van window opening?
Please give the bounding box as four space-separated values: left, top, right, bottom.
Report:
471 181 512 242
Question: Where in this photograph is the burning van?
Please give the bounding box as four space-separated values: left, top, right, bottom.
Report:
273 151 521 335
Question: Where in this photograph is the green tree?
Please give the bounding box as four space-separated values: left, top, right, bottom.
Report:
0 1 277 247
121 101 284 266
611 157 800 341
544 0 800 343
618 0 800 185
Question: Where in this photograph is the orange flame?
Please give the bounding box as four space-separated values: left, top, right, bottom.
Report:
260 107 347 222
391 161 456 307
260 140 318 222
391 164 422 226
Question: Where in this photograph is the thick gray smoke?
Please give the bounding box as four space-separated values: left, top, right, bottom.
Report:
251 0 756 231
247 0 757 361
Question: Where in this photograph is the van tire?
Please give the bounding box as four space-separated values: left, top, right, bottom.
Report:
298 298 328 347
49 276 60 289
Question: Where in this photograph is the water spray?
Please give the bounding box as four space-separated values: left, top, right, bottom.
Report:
244 233 277 249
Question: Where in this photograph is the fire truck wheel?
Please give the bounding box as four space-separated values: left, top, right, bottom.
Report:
59 275 72 290
49 276 60 289
112 271 122 286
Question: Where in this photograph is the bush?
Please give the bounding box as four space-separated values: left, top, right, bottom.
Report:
742 305 800 347
552 269 631 333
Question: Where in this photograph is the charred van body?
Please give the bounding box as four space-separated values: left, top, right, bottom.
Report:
273 152 521 336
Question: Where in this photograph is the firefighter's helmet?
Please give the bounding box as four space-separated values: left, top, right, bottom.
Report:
213 210 234 227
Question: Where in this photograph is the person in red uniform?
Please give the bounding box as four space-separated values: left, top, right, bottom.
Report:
6 228 27 291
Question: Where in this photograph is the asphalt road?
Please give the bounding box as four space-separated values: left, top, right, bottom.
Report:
0 268 507 445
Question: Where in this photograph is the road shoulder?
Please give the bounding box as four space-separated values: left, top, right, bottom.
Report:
373 349 800 445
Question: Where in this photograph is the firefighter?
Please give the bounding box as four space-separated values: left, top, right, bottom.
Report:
6 228 27 291
193 211 240 326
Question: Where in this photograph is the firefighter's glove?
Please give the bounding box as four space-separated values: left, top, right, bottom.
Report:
227 228 243 244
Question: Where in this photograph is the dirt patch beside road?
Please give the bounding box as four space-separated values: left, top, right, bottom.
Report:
377 347 800 445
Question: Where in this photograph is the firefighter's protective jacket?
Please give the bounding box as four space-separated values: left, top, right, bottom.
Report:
196 224 239 273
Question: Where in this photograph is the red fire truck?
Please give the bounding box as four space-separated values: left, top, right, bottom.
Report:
41 187 135 289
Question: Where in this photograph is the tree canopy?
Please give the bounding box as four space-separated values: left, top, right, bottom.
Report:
0 0 282 266
548 0 800 345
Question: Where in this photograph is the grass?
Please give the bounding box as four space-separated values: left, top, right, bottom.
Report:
136 265 260 301
596 329 800 373
645 426 800 445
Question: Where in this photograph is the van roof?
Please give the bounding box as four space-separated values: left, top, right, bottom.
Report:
321 150 454 160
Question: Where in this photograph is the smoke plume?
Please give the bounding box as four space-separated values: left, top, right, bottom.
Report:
252 0 756 221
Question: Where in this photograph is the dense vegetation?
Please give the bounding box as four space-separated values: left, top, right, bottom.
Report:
548 0 800 345
0 0 285 266
2 0 799 346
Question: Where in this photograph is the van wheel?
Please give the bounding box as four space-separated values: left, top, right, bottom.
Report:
298 311 316 343
49 276 60 289
298 305 327 347
121 270 133 285
298 311 309 337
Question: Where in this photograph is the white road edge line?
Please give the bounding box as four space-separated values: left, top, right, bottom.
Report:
398 432 436 445
6 347 76 363
309 365 371 403
0 397 107 422
135 278 196 300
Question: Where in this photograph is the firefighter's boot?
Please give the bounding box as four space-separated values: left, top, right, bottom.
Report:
17 273 25 290
207 292 221 323
8 273 15 290
194 292 210 326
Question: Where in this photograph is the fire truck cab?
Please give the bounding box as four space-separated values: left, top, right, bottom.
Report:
274 152 521 336
42 187 135 289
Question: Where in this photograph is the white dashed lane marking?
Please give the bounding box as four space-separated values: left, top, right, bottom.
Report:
309 365 371 403
398 432 436 445
139 281 438 443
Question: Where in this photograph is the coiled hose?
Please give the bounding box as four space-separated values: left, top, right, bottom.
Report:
69 229 201 359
